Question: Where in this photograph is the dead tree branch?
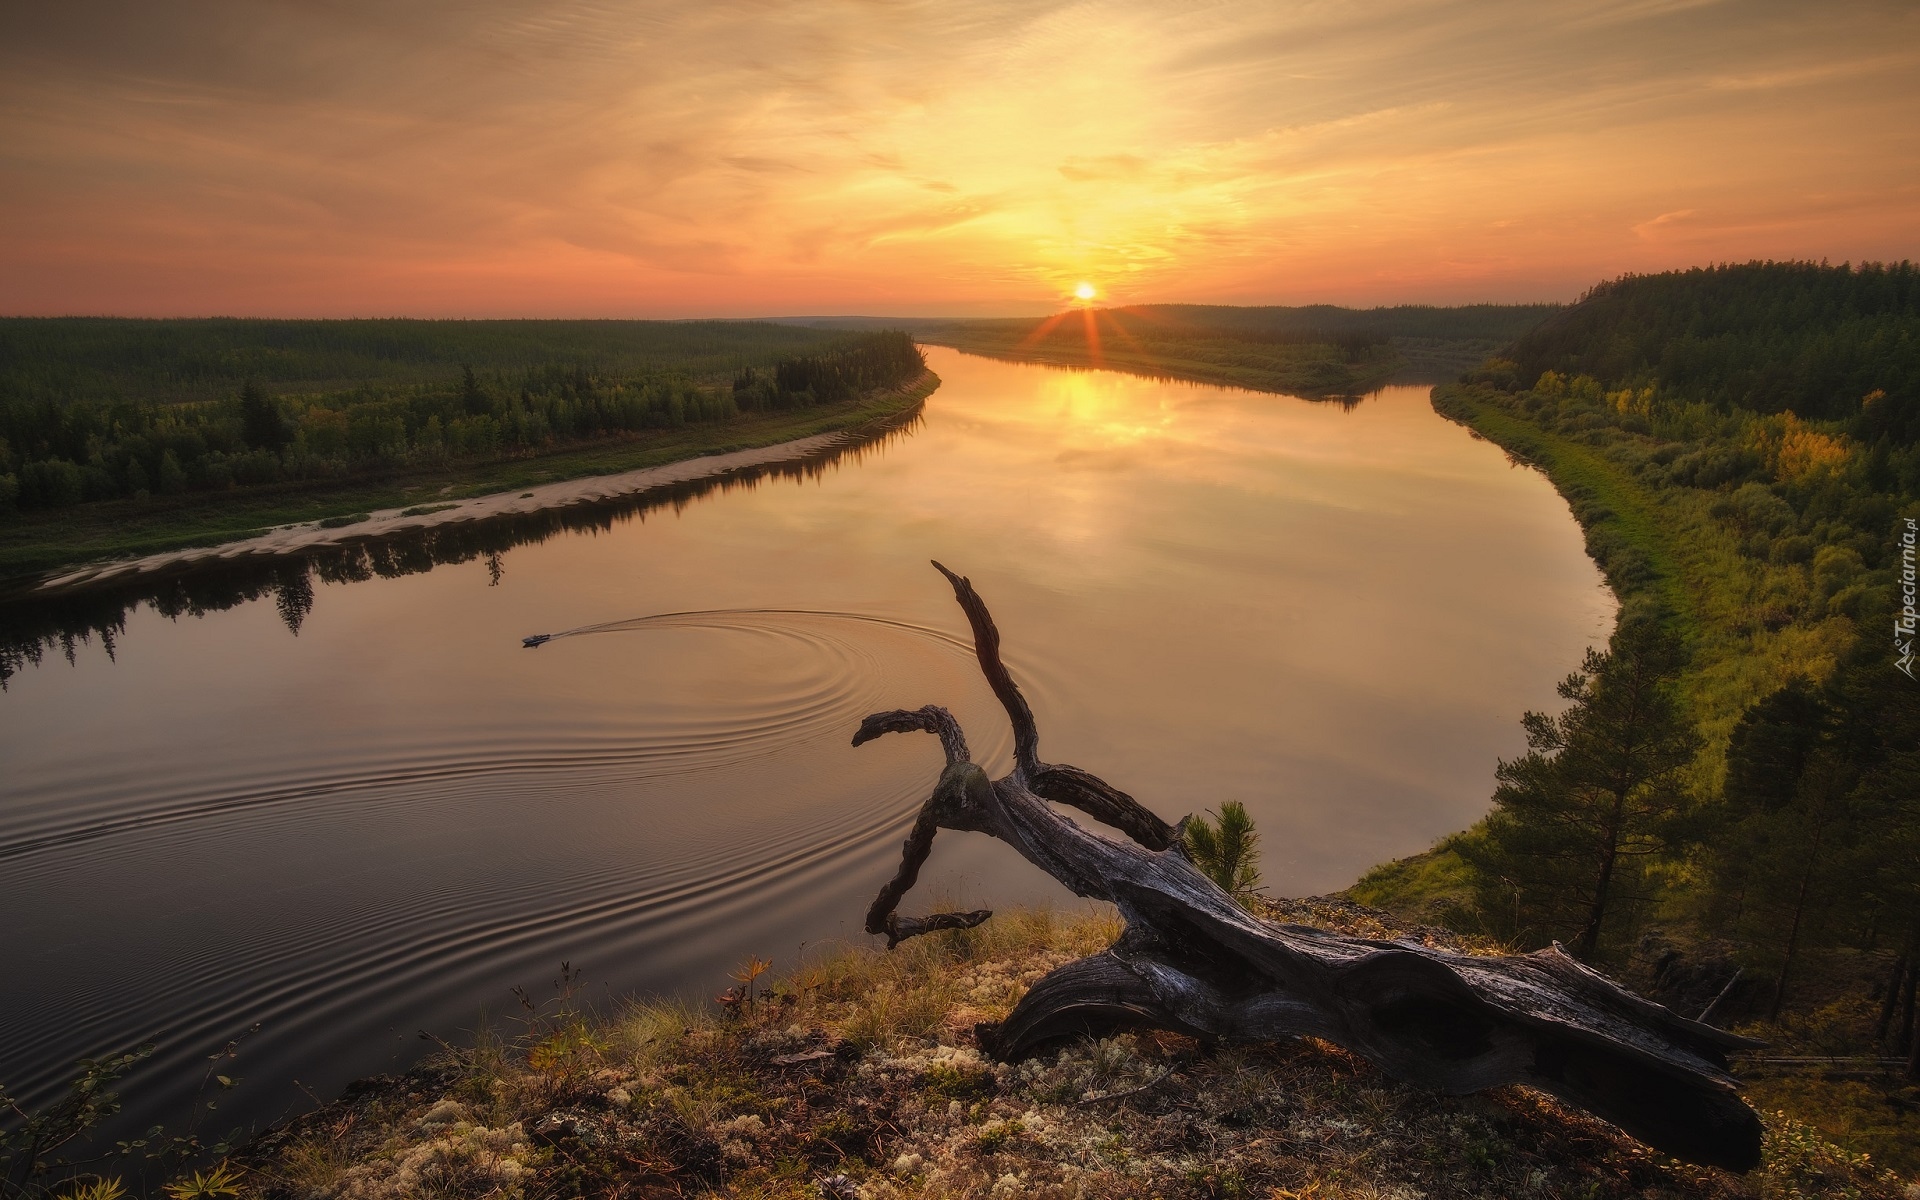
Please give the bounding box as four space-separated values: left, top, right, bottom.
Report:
852 562 1765 1172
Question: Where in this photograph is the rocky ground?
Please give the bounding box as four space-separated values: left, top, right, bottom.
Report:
230 901 1913 1200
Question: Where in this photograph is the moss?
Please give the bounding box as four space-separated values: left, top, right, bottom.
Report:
229 902 1910 1199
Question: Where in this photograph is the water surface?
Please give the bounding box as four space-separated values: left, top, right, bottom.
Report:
0 346 1612 1141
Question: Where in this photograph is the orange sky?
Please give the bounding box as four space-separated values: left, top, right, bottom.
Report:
2 1 1916 317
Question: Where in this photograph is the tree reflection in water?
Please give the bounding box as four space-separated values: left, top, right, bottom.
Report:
0 416 919 688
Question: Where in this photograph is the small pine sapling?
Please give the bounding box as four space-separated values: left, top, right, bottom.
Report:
1183 801 1262 903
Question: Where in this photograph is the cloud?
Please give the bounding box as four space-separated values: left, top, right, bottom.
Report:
1633 209 1699 239
0 0 1915 314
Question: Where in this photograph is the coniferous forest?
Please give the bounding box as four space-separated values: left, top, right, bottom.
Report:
0 321 925 514
1357 264 1920 1114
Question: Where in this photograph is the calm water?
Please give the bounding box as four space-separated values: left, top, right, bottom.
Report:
0 346 1612 1142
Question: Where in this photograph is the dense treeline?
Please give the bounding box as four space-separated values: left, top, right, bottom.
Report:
1101 302 1562 343
1508 262 1920 436
0 318 842 405
1359 263 1920 1075
748 329 928 408
0 328 923 513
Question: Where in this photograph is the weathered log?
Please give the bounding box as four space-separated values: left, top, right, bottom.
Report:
853 562 1765 1172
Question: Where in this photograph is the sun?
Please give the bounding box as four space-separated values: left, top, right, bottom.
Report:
1073 281 1097 302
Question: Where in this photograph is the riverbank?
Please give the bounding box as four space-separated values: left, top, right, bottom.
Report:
224 900 1904 1200
1353 361 1919 1176
1415 376 1869 792
2 372 937 585
917 332 1402 397
786 305 1559 397
1431 386 1693 632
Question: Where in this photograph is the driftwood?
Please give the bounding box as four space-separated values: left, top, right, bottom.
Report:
853 563 1765 1172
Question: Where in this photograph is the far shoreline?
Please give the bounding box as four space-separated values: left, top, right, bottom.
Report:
20 371 938 596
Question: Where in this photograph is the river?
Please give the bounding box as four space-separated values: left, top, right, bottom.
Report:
0 345 1612 1146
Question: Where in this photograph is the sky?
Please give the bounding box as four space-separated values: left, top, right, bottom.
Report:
1 0 1915 317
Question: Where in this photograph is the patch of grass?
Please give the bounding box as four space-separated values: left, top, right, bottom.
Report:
315 512 370 529
228 901 1911 1199
1436 385 1691 631
1344 846 1488 934
1432 383 1860 775
398 503 458 517
1739 1075 1920 1180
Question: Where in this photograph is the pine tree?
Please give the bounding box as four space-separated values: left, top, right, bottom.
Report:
1712 652 1920 1023
239 381 288 452
157 450 187 494
1183 801 1262 902
1461 622 1699 960
274 569 315 636
461 364 489 416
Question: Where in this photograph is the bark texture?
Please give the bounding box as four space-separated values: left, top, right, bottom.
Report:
855 563 1765 1172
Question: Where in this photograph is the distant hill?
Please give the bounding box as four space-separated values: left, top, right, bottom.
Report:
776 302 1560 342
777 303 1562 387
1075 302 1561 342
0 317 846 407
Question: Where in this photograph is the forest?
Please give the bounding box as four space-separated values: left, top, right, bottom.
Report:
1355 262 1920 1152
0 322 925 515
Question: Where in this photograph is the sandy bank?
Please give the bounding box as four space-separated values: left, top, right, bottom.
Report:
36 385 930 594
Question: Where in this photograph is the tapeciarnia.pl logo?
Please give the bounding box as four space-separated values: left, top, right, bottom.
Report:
1899 516 1917 680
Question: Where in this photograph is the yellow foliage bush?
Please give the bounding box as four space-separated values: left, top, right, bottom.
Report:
1750 413 1850 481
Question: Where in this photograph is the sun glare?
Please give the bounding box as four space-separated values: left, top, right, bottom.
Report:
1074 282 1097 302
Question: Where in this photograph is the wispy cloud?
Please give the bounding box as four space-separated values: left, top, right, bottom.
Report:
0 0 1914 315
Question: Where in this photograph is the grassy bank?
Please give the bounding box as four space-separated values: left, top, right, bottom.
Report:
1432 387 1692 631
0 373 935 579
1427 382 1867 757
1377 382 1920 1165
207 901 1904 1200
1350 264 1920 1177
1374 369 1887 851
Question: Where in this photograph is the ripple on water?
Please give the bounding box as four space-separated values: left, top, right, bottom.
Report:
0 610 996 861
0 609 1017 1126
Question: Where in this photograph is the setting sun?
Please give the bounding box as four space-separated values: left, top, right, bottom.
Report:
1074 282 1097 302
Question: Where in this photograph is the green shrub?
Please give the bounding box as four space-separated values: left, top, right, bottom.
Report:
18 458 84 508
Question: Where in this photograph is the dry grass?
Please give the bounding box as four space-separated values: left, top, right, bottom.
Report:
229 902 1912 1200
